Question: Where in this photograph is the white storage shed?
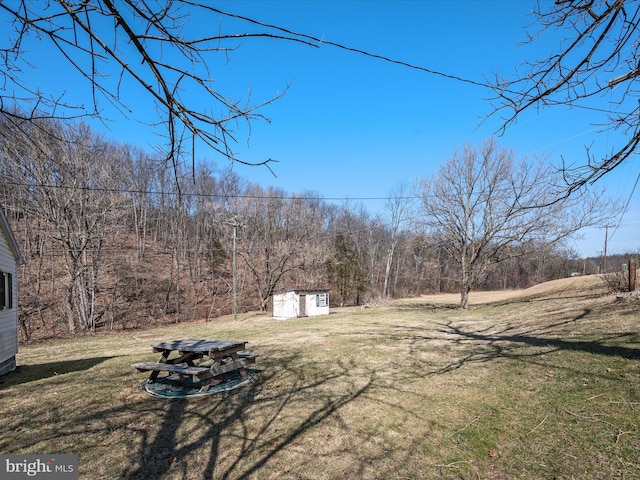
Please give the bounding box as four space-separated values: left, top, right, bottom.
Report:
272 290 329 319
0 207 24 376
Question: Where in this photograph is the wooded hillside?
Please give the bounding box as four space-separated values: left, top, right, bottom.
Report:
0 118 627 339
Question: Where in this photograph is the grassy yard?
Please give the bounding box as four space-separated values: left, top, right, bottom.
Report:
1 276 639 479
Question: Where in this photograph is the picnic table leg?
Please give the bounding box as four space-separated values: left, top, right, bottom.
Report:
195 372 223 392
148 351 171 381
229 352 248 379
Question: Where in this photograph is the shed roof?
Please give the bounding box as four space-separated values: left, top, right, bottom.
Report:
0 206 24 265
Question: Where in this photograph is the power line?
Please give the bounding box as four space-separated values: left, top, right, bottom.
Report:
2 180 418 202
2 172 590 203
205 5 492 90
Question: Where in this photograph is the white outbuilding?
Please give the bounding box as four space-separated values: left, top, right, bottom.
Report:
0 206 24 376
272 290 329 319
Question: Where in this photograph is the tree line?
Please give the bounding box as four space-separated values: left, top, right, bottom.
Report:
0 116 616 339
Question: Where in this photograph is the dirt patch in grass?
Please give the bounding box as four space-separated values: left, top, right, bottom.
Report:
1 276 639 479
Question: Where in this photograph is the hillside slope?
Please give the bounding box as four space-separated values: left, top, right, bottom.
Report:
401 274 612 306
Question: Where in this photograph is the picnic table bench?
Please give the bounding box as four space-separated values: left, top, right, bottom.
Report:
132 339 258 392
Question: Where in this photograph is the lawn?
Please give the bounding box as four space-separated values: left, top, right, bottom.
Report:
1 276 639 479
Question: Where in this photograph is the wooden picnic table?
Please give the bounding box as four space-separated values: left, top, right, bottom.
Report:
132 339 257 391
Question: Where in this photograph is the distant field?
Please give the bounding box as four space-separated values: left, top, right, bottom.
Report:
1 275 638 479
397 274 609 306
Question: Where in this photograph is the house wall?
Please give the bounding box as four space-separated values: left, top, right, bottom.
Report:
0 227 19 376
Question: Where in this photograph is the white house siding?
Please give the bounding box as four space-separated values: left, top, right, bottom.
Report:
273 291 298 319
302 292 330 317
272 291 329 319
0 210 22 376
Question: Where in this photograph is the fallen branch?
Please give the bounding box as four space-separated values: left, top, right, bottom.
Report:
562 409 631 445
528 415 548 435
449 411 490 437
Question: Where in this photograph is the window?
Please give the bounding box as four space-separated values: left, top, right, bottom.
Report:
316 293 328 308
0 271 12 310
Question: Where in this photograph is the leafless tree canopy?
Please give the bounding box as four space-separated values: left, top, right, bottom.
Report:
490 0 640 193
0 0 509 179
1 118 625 335
417 138 612 309
0 0 306 172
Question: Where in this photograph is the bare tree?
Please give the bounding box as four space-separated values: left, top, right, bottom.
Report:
0 0 291 173
328 203 376 302
1 0 498 184
417 138 612 309
123 148 159 260
1 117 128 331
382 182 412 298
325 233 366 307
490 0 640 193
238 186 327 311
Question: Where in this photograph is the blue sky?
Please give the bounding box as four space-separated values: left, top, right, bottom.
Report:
15 0 640 258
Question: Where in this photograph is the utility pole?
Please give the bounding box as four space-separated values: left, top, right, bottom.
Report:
602 225 613 274
232 222 237 320
225 217 243 320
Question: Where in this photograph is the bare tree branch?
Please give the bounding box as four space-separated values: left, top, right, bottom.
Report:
489 0 640 193
1 0 493 180
417 138 614 309
0 0 293 173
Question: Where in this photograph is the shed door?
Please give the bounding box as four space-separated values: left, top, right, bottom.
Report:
299 295 306 317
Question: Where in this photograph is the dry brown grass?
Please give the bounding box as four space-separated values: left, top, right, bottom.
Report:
1 275 639 479
397 273 608 306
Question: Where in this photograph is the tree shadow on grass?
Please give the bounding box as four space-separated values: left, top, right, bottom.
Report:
490 291 605 306
444 324 640 360
1 346 389 479
345 304 639 380
108 351 378 480
432 315 640 377
0 357 115 387
394 302 460 311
